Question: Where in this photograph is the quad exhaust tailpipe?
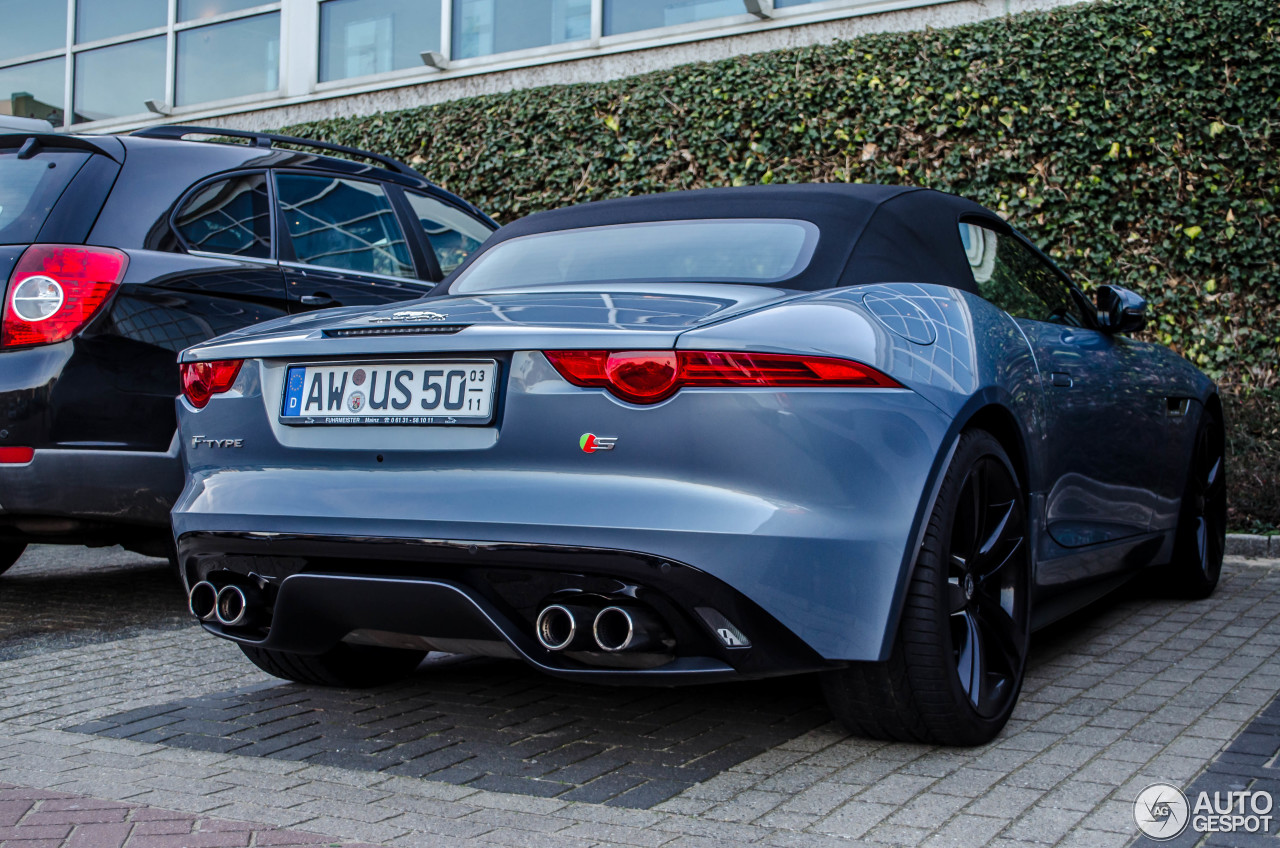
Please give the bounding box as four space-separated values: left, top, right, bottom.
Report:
535 602 600 651
535 598 675 656
188 581 218 621
593 605 672 653
215 584 253 627
188 578 267 628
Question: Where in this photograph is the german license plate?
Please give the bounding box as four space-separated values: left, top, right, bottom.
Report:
280 360 497 425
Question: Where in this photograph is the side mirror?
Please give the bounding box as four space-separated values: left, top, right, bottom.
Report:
1095 285 1147 334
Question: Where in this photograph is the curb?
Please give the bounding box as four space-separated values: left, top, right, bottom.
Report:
1226 533 1278 559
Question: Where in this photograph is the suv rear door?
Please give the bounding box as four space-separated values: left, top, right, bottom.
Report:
276 172 437 311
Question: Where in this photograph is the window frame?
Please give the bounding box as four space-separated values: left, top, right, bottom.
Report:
402 187 496 279
959 215 1098 331
168 169 278 261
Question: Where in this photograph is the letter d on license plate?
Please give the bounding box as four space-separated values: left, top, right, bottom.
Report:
281 360 497 425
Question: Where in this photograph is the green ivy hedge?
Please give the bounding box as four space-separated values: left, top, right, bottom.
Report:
282 0 1280 527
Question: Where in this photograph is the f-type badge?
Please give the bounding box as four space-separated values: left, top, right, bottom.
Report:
580 433 618 453
190 436 244 449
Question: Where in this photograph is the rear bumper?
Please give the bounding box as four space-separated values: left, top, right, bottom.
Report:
0 434 183 537
173 433 948 664
0 336 183 542
178 531 830 684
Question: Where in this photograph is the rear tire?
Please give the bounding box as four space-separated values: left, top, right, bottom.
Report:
0 543 26 576
239 643 426 687
1166 409 1226 599
822 429 1030 746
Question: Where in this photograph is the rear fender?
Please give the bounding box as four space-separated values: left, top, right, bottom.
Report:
682 285 1046 662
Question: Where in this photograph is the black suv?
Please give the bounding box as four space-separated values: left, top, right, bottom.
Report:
0 126 496 573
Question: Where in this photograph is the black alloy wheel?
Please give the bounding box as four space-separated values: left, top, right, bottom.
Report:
945 450 1029 721
823 429 1030 745
1168 410 1226 598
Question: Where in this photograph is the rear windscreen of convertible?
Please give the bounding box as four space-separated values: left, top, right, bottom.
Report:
451 219 819 293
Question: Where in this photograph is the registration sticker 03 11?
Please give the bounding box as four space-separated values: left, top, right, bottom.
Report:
280 360 498 425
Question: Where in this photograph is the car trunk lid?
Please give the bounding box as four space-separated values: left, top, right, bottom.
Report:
183 285 802 361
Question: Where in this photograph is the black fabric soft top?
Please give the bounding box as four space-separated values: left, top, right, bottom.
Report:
445 183 1009 294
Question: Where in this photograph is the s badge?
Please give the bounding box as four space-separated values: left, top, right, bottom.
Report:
580 433 618 453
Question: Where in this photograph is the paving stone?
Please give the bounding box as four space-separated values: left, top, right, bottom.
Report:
812 800 896 838
0 783 381 848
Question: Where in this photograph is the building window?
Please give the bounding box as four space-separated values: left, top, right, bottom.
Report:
319 0 442 83
0 0 281 127
76 0 167 44
452 0 590 60
177 13 281 106
178 0 269 21
0 0 66 61
0 57 65 125
74 38 166 123
604 0 745 36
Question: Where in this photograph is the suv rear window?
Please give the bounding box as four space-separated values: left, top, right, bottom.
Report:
174 173 272 258
0 149 91 244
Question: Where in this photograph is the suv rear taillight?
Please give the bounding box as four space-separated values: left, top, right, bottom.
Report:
1 245 128 348
544 350 903 404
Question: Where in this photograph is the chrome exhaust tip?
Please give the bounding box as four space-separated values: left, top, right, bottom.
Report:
593 605 671 653
215 584 251 627
188 581 218 621
535 604 578 651
536 601 607 651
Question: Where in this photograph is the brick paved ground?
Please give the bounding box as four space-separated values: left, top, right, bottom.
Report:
0 547 188 662
2 546 1279 847
0 783 382 848
66 661 829 808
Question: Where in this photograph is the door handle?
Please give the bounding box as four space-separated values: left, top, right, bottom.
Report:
299 294 340 307
1050 371 1073 388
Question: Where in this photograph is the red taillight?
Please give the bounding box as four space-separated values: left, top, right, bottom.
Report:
0 447 33 464
544 350 901 404
181 359 244 409
1 245 128 348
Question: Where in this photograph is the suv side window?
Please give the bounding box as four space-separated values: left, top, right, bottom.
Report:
275 173 414 278
960 223 1084 325
173 173 271 258
405 192 492 275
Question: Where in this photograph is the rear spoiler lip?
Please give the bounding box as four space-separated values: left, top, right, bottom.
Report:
0 133 124 163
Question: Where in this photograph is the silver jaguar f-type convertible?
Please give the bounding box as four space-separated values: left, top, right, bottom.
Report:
172 184 1224 745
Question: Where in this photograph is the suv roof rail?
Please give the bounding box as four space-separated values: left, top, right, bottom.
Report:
129 124 424 179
